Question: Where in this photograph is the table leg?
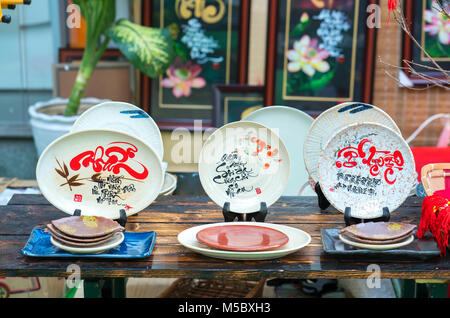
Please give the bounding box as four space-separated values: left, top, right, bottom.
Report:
102 278 127 298
83 279 102 298
430 283 448 298
400 279 416 298
83 278 127 298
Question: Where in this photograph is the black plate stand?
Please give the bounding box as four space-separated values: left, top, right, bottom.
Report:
222 202 268 222
344 207 390 226
315 182 331 210
314 182 391 226
73 209 128 227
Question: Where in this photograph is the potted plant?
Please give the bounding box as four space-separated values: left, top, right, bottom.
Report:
29 0 175 155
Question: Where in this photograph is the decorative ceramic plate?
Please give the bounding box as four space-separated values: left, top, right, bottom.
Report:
36 129 164 219
196 224 289 251
22 228 157 259
198 121 290 213
304 102 401 183
243 106 315 196
71 102 164 160
178 222 311 261
50 232 124 254
338 234 414 251
339 222 417 241
318 123 415 219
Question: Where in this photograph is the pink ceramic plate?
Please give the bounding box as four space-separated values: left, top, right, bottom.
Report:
196 224 289 251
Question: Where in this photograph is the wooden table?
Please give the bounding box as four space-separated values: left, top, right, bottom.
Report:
1 194 449 297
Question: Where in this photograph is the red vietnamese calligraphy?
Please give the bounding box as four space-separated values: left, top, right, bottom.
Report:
335 139 404 185
69 142 149 180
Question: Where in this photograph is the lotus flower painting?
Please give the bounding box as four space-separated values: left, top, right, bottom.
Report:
283 2 355 98
149 0 240 122
161 58 206 98
287 35 331 77
423 0 450 58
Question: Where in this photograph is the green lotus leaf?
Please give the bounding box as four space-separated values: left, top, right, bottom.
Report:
107 19 175 78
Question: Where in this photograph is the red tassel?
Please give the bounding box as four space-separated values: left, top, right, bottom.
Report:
417 194 449 237
419 193 450 256
435 206 450 256
387 0 398 27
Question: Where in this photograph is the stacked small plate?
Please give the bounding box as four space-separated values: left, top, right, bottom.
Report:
303 102 416 219
338 222 417 250
45 216 125 254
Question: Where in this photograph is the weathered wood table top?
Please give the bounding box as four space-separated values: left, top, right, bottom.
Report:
1 194 449 280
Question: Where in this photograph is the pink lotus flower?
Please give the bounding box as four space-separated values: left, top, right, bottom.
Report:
286 35 330 77
424 5 450 45
161 58 206 98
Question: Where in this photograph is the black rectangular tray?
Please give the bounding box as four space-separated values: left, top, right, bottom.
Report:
321 228 441 261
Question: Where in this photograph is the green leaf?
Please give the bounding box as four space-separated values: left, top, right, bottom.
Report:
290 20 311 38
73 0 116 43
107 19 176 78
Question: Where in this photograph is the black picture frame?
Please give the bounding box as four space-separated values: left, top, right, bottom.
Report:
212 84 265 127
140 0 251 130
265 0 377 117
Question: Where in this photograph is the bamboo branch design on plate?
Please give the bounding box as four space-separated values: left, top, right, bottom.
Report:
55 158 87 191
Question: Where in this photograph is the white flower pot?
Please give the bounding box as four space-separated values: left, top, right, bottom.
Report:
28 97 109 157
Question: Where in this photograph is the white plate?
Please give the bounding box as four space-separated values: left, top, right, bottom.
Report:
198 121 290 213
51 232 124 254
71 102 164 160
36 129 164 219
318 122 416 219
338 234 414 250
304 102 401 183
243 106 315 196
160 173 177 195
177 222 311 260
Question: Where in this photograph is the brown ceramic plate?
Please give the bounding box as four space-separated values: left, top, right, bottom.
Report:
339 222 417 241
50 233 118 247
46 224 118 243
51 216 124 238
340 231 414 245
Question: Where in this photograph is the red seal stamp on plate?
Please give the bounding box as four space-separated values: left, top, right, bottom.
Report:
74 194 82 202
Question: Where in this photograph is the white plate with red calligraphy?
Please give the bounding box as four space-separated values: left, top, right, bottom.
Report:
317 122 415 219
304 102 401 184
198 121 290 214
36 129 164 219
